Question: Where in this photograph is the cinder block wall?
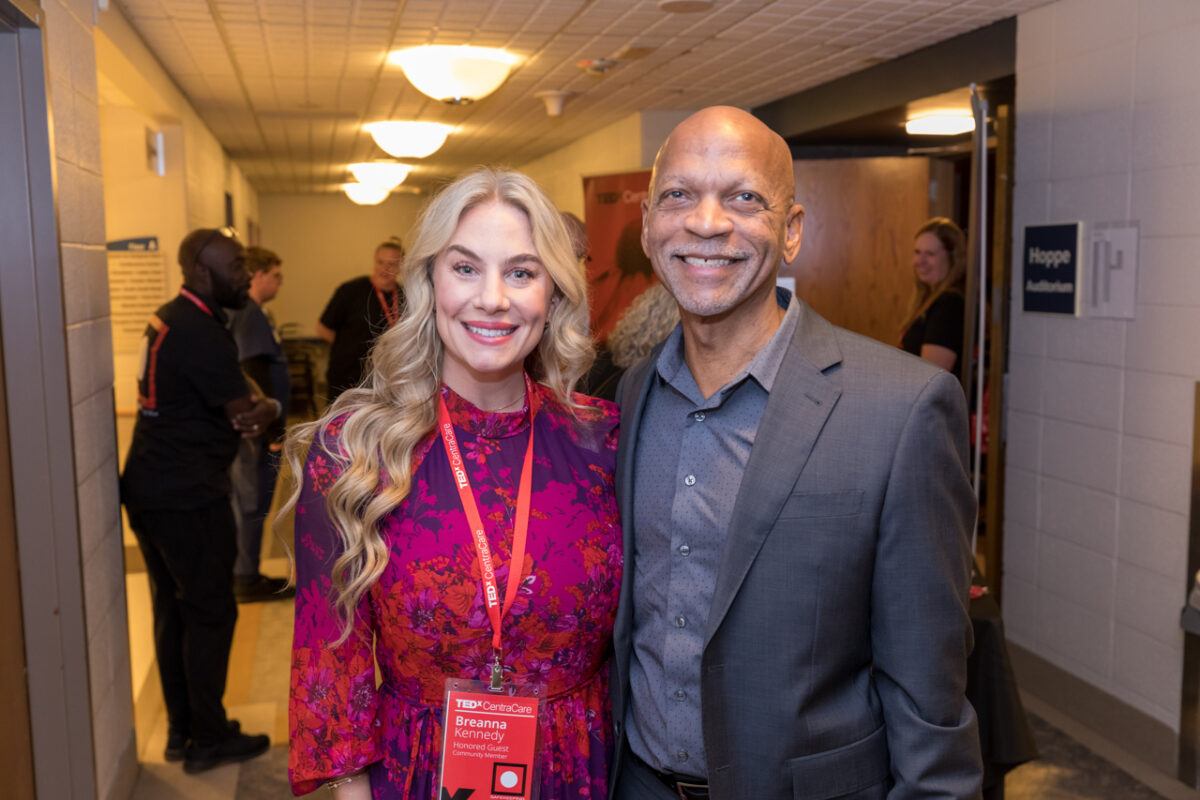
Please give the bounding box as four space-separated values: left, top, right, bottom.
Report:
1006 0 1199 766
38 0 135 798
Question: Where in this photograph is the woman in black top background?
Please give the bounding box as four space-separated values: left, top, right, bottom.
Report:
899 217 967 373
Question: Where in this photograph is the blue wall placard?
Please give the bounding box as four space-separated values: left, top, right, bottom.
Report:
1022 223 1082 315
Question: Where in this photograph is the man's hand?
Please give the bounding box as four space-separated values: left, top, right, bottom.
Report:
232 395 280 438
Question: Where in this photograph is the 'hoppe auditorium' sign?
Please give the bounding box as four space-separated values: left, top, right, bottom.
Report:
1022 222 1082 316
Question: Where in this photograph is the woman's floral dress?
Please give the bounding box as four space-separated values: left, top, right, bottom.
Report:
289 382 621 798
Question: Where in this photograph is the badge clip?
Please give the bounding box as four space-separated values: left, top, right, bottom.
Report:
489 654 504 692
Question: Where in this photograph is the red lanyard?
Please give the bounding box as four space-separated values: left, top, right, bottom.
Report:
436 377 538 688
179 288 213 316
375 285 400 327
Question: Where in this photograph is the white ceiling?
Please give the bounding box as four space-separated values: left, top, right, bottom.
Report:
111 0 1050 194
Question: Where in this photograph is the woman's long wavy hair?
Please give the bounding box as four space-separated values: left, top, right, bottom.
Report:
280 167 594 642
899 216 967 335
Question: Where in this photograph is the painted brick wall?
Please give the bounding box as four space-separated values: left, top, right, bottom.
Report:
38 0 136 797
1007 0 1200 731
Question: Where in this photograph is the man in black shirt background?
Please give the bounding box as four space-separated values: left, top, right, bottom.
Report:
120 227 280 773
315 238 405 402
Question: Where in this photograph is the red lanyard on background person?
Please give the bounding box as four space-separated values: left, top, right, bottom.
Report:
436 376 539 691
179 288 213 316
375 284 400 327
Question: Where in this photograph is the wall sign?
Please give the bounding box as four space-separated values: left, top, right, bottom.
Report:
1086 221 1139 319
1022 222 1082 316
107 237 167 353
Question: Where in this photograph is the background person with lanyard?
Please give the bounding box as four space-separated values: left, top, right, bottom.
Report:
284 169 621 799
120 227 281 772
316 238 406 402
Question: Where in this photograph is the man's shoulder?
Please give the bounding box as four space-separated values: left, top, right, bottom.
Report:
336 275 373 293
156 294 224 333
787 308 954 402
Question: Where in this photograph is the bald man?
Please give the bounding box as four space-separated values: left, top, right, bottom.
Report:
609 107 982 799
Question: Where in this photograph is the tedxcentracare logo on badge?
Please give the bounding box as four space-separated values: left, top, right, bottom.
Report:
492 762 527 796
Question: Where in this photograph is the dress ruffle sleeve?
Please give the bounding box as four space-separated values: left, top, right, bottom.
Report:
289 419 382 795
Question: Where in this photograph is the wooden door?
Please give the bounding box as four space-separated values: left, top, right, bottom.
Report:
784 157 954 346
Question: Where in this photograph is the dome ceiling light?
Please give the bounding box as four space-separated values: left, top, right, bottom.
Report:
389 45 521 104
347 161 413 191
342 182 390 205
363 121 454 159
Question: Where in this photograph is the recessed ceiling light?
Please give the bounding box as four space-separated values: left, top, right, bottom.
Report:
905 113 975 136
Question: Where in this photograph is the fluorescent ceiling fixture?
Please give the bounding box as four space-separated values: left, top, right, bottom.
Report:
363 121 453 158
905 113 975 136
342 182 390 205
389 45 520 104
348 161 413 191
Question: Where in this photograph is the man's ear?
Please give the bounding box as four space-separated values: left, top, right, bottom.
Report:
782 203 805 264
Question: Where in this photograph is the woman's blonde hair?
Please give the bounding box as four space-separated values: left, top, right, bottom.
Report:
281 167 593 641
900 216 967 335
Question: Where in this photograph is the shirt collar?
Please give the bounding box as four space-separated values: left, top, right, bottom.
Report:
655 287 799 402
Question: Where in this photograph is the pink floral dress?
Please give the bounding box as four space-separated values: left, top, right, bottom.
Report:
289 382 621 798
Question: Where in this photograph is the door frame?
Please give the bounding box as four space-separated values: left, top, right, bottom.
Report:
0 1 97 797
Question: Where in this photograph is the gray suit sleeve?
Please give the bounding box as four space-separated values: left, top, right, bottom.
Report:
872 369 983 800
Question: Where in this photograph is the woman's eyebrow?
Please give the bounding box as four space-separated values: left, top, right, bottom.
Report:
506 253 542 266
443 244 479 260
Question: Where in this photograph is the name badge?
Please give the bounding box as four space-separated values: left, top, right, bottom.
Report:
438 678 542 800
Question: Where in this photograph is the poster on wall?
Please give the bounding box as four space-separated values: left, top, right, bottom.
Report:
107 237 168 353
582 171 655 343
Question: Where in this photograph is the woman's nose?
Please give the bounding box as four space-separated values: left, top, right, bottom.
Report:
475 271 510 311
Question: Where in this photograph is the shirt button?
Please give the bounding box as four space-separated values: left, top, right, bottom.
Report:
675 616 686 628
677 749 689 762
674 688 687 701
684 474 696 486
678 544 691 556
694 412 706 422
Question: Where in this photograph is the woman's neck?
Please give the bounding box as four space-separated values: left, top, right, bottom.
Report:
443 369 527 413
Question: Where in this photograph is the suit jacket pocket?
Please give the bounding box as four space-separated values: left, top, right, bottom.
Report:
778 489 864 519
787 724 891 800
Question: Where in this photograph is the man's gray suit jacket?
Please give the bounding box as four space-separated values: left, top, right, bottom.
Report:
610 296 983 800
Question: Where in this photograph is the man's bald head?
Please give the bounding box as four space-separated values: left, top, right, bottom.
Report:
640 105 804 326
650 106 795 204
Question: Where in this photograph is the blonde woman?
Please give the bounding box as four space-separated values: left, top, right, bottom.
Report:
899 217 967 372
286 169 620 798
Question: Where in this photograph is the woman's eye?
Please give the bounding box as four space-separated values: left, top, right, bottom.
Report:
511 267 535 280
452 262 475 275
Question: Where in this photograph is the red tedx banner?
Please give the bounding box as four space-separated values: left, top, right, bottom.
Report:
439 689 540 800
582 170 654 343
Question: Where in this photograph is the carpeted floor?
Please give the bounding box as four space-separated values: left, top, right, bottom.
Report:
1003 712 1169 799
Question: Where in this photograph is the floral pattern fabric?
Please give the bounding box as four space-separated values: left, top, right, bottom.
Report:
289 382 621 798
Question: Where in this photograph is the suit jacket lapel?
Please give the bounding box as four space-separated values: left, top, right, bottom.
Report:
703 303 843 647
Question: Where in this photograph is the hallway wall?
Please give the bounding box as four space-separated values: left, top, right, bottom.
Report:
34 0 259 797
39 0 133 797
257 191 426 338
1007 0 1199 765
